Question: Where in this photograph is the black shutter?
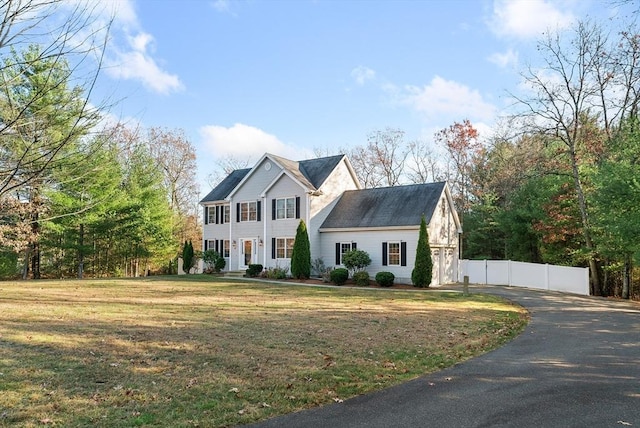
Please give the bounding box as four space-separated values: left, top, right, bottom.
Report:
382 242 388 266
236 203 240 222
352 242 357 250
401 242 407 266
215 240 220 253
204 240 208 251
295 196 301 219
221 206 225 224
204 207 209 225
335 243 341 265
257 201 262 221
272 199 276 220
272 238 276 259
215 206 220 224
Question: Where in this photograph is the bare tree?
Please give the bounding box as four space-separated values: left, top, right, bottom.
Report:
406 138 443 184
206 155 252 189
348 127 408 188
147 127 200 243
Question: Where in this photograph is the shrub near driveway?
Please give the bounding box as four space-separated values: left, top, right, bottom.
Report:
0 277 528 427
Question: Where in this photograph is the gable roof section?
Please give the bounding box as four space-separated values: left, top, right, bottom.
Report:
299 155 345 189
320 182 447 229
269 153 346 190
200 168 251 203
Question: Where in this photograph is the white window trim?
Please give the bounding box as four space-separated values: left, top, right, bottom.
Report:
275 196 296 220
387 241 401 266
276 237 295 259
240 201 258 222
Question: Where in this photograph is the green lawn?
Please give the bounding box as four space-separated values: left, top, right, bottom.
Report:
0 276 528 427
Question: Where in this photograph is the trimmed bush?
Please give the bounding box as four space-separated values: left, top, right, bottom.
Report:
330 268 349 286
202 250 225 273
342 249 371 273
375 271 395 287
246 264 263 278
353 270 370 286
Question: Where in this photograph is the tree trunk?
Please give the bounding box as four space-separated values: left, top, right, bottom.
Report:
622 255 631 300
77 223 84 279
569 149 601 295
31 241 40 279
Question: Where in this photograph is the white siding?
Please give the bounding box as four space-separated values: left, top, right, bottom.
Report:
319 229 419 284
264 174 307 270
228 158 283 270
309 159 360 264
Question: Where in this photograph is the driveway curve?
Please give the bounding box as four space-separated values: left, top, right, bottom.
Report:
249 285 640 428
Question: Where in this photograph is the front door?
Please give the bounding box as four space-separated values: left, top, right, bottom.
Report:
240 238 254 269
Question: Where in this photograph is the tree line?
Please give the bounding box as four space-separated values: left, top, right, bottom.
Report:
0 1 200 279
339 21 640 300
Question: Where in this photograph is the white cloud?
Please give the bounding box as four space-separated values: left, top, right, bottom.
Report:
488 48 519 68
96 0 184 95
397 76 497 123
489 0 575 39
199 123 311 160
106 31 184 95
350 66 376 86
212 0 231 13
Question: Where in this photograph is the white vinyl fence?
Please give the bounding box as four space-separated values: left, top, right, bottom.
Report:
459 260 589 295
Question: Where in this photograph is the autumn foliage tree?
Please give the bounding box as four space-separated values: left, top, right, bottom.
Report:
435 119 481 216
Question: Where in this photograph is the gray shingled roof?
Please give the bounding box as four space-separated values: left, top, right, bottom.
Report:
270 153 345 190
299 155 345 189
320 182 446 229
200 168 251 203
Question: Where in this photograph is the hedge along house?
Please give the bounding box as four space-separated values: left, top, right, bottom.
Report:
200 153 462 285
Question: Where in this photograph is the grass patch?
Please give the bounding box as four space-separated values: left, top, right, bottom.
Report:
0 277 528 427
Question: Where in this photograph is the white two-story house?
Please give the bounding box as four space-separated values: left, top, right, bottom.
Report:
200 152 461 285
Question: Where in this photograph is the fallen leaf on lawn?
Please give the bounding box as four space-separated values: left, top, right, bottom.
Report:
40 418 53 424
228 387 239 393
333 398 344 403
238 409 245 415
261 402 271 408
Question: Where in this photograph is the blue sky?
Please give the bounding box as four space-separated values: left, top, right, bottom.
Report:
86 0 631 189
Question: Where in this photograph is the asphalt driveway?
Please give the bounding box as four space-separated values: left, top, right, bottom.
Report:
249 285 640 428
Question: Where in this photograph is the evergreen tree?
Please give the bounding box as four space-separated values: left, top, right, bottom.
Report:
291 220 311 279
182 240 195 274
412 215 433 288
